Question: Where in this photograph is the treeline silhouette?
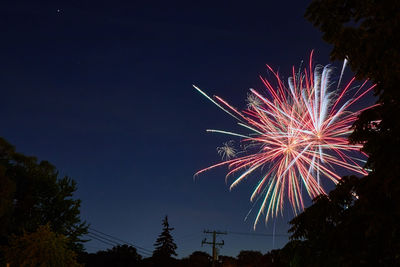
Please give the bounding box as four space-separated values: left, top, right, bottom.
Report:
78 216 286 267
78 245 284 267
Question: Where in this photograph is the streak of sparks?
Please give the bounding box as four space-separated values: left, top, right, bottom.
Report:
194 52 375 228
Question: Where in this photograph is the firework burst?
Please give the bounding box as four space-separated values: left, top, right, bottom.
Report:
217 141 237 160
194 52 375 228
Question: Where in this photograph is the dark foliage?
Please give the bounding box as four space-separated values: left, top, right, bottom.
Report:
305 0 400 173
282 1 400 266
80 247 290 267
0 137 88 255
80 245 142 267
219 255 237 267
218 250 288 267
3 224 81 267
236 250 263 267
180 251 212 267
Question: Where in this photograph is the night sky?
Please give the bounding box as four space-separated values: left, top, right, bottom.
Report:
1 0 354 257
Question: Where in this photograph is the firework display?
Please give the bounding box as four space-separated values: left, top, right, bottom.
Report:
194 52 375 228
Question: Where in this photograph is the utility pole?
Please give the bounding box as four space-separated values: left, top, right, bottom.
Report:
202 230 227 267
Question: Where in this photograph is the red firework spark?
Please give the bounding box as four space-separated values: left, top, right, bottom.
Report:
194 52 376 228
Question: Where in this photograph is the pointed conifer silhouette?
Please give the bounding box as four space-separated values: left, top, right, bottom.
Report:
153 215 177 259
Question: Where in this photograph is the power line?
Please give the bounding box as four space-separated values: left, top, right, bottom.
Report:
89 227 152 253
87 234 116 247
228 231 289 237
87 232 152 257
88 232 121 246
175 232 202 243
88 227 152 255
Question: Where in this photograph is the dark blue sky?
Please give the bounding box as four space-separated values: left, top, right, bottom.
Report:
0 0 356 257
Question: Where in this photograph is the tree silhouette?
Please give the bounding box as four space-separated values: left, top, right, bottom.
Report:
3 224 81 267
237 250 263 267
0 137 88 253
283 0 400 265
181 251 211 267
153 215 177 260
305 1 400 173
81 245 142 267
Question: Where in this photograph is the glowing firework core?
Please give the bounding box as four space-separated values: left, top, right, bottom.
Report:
194 52 375 228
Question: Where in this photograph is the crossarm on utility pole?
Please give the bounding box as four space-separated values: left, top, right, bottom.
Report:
202 230 227 267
